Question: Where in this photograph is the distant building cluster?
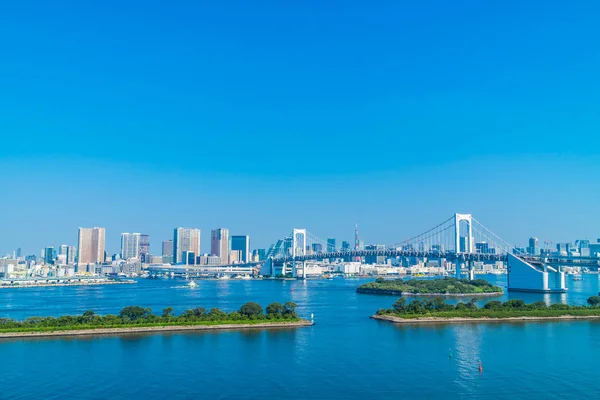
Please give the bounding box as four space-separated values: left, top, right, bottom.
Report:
0 226 264 279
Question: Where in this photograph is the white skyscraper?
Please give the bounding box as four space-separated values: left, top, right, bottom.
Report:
173 228 201 264
121 233 141 260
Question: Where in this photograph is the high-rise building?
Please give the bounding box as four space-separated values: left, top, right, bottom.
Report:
341 241 350 251
311 243 323 253
174 228 201 264
459 236 468 253
327 238 336 253
556 243 568 254
229 250 242 264
475 242 489 254
211 228 229 264
67 246 76 264
121 233 141 260
162 240 174 257
139 234 150 262
16 248 22 258
256 249 267 261
59 245 69 256
365 244 385 264
44 247 56 265
230 235 250 263
78 227 106 265
527 237 540 256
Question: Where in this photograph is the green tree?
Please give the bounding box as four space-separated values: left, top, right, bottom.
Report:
239 302 264 319
588 296 600 307
283 302 298 318
119 306 151 321
208 308 227 320
503 299 526 309
375 277 386 284
266 302 285 318
162 307 174 318
483 300 502 310
393 298 407 313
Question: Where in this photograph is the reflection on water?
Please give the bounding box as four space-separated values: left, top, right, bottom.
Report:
2 275 600 399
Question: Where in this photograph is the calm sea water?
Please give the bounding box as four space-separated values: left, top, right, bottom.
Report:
1 275 600 399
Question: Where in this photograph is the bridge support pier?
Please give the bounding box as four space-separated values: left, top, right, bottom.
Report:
468 263 474 281
455 260 462 278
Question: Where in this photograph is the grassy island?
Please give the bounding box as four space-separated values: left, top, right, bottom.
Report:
373 296 600 324
0 301 312 338
357 277 503 296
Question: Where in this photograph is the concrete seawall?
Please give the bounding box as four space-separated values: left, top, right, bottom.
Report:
0 320 314 339
372 314 600 325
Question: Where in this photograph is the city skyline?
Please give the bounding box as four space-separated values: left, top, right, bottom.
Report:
4 222 600 261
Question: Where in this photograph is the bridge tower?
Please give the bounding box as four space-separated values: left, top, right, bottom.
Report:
292 229 307 278
454 213 474 279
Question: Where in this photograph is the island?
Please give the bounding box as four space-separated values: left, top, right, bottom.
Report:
356 277 503 296
0 301 312 338
372 296 600 324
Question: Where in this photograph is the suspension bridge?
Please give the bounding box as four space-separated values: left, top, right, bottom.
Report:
262 214 516 279
147 213 600 292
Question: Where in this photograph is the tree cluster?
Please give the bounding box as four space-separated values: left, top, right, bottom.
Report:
0 302 300 332
358 277 503 294
376 297 600 317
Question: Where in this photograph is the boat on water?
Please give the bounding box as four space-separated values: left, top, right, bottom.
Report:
572 275 583 281
187 280 198 288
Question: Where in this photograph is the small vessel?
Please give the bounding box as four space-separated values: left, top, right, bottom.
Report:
573 275 583 281
187 280 198 288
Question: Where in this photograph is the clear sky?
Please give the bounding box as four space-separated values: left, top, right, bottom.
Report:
2 0 600 255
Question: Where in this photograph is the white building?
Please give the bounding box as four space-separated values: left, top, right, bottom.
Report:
121 233 141 260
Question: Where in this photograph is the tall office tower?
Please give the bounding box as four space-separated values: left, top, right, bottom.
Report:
162 239 174 264
44 247 56 265
257 249 266 261
231 235 250 263
78 227 106 264
327 238 336 253
173 228 201 264
162 240 173 256
16 248 22 258
312 243 323 253
59 245 69 256
139 234 150 262
527 237 540 256
67 246 76 264
121 233 141 260
211 228 230 264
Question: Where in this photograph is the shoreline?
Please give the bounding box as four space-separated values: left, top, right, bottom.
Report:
0 320 314 339
0 281 136 289
357 289 502 297
372 314 600 325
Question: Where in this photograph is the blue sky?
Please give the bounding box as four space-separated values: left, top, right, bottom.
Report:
2 0 600 255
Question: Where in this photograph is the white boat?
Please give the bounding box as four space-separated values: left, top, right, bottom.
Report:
241 275 252 280
187 280 198 288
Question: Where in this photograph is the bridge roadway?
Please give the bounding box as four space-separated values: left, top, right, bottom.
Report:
145 251 600 276
275 249 507 263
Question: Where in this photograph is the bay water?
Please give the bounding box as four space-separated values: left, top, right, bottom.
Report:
1 275 599 399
